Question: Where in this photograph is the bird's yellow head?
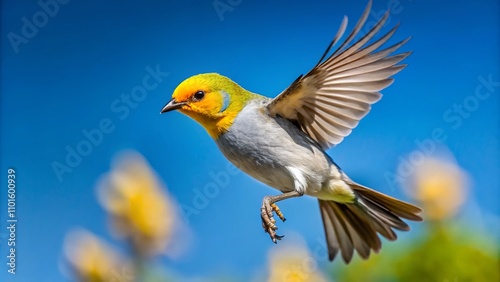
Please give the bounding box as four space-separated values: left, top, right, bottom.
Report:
161 73 255 139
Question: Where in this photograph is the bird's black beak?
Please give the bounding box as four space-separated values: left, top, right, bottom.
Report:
160 98 186 114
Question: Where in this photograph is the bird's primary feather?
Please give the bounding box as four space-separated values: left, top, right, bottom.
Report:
267 0 411 149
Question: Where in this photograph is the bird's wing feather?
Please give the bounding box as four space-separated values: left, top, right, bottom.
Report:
267 0 411 149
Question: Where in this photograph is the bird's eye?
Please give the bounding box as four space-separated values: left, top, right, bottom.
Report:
193 90 205 101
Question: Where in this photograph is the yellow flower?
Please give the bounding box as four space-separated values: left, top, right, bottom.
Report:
405 155 467 221
266 236 327 282
63 229 133 282
97 151 176 257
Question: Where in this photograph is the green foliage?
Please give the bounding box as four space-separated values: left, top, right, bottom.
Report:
333 223 499 282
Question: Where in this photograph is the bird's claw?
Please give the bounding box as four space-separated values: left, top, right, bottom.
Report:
261 199 286 243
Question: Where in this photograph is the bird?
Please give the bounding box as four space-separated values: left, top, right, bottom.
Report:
160 0 422 263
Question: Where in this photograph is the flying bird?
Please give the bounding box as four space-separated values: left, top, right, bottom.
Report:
161 0 422 263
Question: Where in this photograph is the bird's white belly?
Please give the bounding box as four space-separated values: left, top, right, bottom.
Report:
216 99 339 195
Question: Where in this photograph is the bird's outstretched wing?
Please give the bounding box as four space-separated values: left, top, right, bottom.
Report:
267 0 411 149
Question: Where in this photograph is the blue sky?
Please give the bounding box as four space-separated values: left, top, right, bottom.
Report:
1 0 499 281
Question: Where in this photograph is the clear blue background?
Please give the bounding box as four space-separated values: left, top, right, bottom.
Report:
1 0 499 281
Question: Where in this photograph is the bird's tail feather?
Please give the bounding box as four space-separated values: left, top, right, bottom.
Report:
318 182 422 263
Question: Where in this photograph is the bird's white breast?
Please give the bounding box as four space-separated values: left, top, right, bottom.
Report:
216 98 341 196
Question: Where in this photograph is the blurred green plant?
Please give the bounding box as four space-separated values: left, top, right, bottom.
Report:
334 223 499 282
333 155 500 282
395 224 499 282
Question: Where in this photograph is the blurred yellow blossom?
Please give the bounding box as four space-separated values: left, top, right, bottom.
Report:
266 236 327 282
404 155 468 221
63 229 133 282
97 151 176 257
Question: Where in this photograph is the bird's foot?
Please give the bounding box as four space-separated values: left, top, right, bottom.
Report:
271 203 286 222
261 198 286 243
